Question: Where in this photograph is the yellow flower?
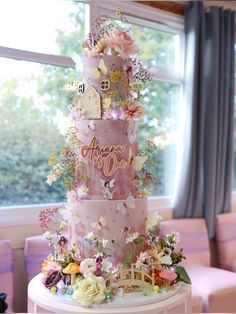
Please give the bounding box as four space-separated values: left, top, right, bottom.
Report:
102 98 111 109
139 189 151 197
109 69 122 83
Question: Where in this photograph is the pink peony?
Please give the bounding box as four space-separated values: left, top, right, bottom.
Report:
121 100 144 120
104 29 139 59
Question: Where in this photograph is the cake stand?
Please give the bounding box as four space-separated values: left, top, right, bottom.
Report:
28 274 192 314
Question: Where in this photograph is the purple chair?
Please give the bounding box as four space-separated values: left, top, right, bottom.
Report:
216 212 236 272
0 240 13 313
24 236 50 282
161 218 236 313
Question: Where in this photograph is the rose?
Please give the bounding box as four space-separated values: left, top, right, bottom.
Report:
43 270 62 288
80 258 96 275
104 29 139 59
73 273 106 306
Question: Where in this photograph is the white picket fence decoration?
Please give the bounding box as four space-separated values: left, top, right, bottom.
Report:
105 263 155 291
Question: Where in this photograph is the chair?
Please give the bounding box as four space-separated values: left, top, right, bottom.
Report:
0 240 14 313
215 212 236 271
24 235 50 282
161 218 236 313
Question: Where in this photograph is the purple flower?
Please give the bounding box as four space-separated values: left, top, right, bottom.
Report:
43 270 62 288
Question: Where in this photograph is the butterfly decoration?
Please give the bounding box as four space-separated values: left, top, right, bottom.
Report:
127 121 138 144
100 179 115 200
88 120 96 130
91 216 106 230
65 81 84 93
128 148 147 171
87 58 108 80
116 195 135 215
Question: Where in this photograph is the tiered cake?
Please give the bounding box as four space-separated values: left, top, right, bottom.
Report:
41 12 190 308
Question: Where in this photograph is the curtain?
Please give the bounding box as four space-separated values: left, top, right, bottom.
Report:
173 1 235 238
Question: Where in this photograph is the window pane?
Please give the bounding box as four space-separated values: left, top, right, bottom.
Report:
0 58 77 206
0 1 86 56
128 22 181 73
139 81 180 196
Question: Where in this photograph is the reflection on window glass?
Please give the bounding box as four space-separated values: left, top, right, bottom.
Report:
0 59 78 206
0 1 86 56
139 81 180 196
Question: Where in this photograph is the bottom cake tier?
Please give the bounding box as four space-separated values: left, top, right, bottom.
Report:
67 197 147 264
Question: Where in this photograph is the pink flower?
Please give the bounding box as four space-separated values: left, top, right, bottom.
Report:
121 100 144 120
102 109 113 120
104 29 139 59
159 269 177 282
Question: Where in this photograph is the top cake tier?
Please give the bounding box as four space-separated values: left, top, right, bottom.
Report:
83 54 129 105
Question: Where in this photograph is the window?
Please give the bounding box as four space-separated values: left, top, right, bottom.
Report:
0 1 88 206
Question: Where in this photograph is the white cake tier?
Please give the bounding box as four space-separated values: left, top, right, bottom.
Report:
68 197 147 264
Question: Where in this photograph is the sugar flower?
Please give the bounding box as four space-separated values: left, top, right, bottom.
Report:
104 29 139 59
80 258 96 275
85 231 95 241
76 184 88 199
87 39 107 57
46 172 58 186
42 270 62 289
101 259 112 273
73 273 106 306
121 100 144 120
125 231 139 244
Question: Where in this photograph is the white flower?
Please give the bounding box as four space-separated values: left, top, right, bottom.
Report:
43 231 52 240
101 259 112 273
80 258 96 275
86 231 95 241
77 185 89 198
155 252 172 265
125 232 139 244
59 220 67 230
73 273 106 306
46 173 57 186
172 231 180 244
101 239 109 249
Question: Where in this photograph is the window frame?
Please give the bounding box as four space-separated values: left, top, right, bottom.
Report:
0 1 184 226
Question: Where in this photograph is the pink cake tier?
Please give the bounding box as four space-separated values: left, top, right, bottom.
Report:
67 197 148 264
75 119 138 200
83 53 129 102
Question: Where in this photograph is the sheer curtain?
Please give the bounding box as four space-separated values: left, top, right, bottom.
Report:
173 1 235 237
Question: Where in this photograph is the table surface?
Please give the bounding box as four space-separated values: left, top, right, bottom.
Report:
28 274 192 314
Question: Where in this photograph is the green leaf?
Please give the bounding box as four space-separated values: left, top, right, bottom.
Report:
175 266 191 284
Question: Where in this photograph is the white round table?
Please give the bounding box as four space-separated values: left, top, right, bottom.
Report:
28 274 192 314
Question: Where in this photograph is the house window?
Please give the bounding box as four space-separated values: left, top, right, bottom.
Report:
100 79 111 91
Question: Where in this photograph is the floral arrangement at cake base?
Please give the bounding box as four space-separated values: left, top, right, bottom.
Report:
40 208 191 307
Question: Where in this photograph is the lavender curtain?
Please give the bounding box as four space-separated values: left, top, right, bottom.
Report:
173 1 235 237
